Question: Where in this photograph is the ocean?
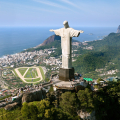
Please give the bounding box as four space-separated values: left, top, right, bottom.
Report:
0 27 116 58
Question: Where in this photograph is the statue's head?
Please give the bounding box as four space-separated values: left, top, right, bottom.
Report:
63 21 69 28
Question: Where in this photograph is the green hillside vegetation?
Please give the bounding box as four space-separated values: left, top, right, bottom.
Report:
73 47 90 55
1 82 120 120
88 33 120 50
0 107 22 120
73 51 109 72
73 33 120 78
23 40 61 52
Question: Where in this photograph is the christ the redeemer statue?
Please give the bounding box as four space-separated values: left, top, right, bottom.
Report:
50 21 84 81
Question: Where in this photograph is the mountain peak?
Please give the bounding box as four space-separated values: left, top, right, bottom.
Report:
35 35 80 48
35 35 61 48
117 25 120 33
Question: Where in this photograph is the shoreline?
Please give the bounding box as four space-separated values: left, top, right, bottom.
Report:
0 36 105 59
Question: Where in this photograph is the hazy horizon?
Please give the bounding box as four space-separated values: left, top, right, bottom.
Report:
0 0 120 27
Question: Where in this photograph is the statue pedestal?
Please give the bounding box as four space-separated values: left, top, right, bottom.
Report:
59 67 74 81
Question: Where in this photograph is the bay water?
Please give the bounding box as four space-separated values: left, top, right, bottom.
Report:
0 27 117 57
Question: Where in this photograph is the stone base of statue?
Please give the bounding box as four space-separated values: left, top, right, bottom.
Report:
59 67 74 81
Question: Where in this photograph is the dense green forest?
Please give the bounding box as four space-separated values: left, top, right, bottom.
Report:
1 82 120 120
73 51 109 73
73 33 120 78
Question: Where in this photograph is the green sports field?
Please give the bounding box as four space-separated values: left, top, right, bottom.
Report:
24 68 38 78
14 66 45 83
18 68 27 76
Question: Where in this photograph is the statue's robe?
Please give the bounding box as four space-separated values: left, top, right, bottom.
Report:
54 28 80 69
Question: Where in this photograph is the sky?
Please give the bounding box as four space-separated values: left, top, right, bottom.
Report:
0 0 120 27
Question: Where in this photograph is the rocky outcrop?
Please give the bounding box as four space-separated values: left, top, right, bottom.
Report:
4 102 18 111
22 90 46 104
3 89 46 110
0 99 5 103
2 96 22 110
75 85 85 92
117 25 120 33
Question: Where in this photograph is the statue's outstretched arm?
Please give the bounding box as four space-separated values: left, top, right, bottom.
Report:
49 29 61 36
79 30 84 33
49 29 54 32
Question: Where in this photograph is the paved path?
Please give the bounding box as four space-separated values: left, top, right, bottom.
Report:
15 67 43 83
23 68 29 77
12 70 15 76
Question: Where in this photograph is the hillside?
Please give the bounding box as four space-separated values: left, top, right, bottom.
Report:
73 32 120 79
87 33 120 50
35 35 61 47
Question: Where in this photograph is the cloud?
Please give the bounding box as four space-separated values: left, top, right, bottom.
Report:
33 0 75 11
0 1 64 14
60 0 80 9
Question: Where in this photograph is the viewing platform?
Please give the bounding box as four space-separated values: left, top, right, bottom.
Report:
49 75 88 92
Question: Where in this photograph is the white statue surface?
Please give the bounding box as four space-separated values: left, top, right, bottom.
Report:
50 21 84 69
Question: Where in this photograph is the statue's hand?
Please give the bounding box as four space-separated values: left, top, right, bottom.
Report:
49 29 54 32
79 30 84 33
